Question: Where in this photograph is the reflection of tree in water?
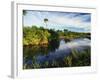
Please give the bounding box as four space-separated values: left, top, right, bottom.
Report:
23 39 91 69
23 39 60 59
48 29 60 51
23 28 60 69
48 39 59 52
23 39 60 69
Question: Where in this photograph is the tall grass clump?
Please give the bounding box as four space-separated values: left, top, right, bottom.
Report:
63 47 90 67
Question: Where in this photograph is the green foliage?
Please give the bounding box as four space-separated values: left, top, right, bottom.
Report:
32 63 41 68
24 48 90 69
23 25 90 46
57 29 90 41
71 48 91 66
44 18 48 28
23 26 51 45
64 55 72 67
23 25 91 69
71 49 79 59
44 18 48 22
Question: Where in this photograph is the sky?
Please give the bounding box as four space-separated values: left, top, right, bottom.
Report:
23 10 91 33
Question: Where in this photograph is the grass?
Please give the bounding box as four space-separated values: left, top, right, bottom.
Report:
23 47 91 69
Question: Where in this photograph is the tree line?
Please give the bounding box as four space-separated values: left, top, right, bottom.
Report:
23 25 90 45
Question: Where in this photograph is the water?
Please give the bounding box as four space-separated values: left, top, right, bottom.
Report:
23 38 90 68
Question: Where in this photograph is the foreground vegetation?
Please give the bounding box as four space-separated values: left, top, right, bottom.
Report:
23 47 91 69
23 25 91 69
23 11 91 69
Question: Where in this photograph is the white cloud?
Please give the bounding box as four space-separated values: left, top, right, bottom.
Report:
24 11 91 32
49 15 90 30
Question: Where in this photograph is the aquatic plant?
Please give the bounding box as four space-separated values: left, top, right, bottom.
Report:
64 55 72 67
71 47 91 66
32 62 41 68
24 47 90 69
71 49 79 59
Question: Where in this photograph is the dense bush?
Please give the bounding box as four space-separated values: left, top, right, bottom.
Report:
23 25 90 46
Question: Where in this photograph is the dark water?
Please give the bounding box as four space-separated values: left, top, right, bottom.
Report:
23 38 90 68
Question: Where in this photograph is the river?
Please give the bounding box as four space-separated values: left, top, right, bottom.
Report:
23 38 91 68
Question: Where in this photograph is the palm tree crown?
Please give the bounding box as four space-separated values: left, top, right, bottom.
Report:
44 18 48 28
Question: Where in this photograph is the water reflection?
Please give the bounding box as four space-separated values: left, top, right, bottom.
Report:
23 38 90 69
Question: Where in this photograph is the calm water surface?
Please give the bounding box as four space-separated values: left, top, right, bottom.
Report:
23 38 90 66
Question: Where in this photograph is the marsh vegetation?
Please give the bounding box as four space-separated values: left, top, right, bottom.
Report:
23 25 91 69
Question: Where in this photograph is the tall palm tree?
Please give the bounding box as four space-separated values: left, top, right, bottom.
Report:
44 18 48 28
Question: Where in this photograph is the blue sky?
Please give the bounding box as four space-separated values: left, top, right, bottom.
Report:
23 10 91 32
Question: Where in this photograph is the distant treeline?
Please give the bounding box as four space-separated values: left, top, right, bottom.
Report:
23 25 90 45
